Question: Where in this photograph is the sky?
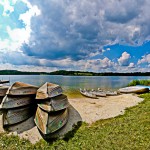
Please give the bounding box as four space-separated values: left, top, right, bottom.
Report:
0 0 150 72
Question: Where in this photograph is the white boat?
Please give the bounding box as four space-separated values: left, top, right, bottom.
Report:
105 91 118 96
36 82 63 99
80 89 98 99
6 82 38 95
118 86 149 94
90 91 106 97
135 85 150 91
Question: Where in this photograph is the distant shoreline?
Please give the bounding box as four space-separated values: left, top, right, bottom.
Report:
0 70 150 76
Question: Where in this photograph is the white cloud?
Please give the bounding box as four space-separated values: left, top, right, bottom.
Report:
118 52 131 66
128 62 135 68
0 0 15 16
138 54 150 64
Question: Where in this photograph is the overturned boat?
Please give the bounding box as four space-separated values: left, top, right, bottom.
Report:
118 86 149 94
38 94 69 112
80 89 98 99
36 82 63 99
3 106 35 126
0 95 36 109
0 86 9 97
6 82 38 95
34 107 68 135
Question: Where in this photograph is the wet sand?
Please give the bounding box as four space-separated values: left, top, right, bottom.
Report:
0 93 144 144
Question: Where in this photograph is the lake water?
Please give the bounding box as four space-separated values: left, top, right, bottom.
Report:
1 75 150 95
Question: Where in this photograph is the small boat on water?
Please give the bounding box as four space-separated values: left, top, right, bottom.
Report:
80 89 98 99
3 106 35 126
0 95 36 109
6 82 38 95
38 94 70 112
118 86 149 94
0 86 9 96
34 107 68 135
36 82 63 99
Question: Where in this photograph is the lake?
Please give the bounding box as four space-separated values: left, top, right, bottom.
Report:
1 75 150 97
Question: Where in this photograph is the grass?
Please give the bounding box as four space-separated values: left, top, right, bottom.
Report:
0 93 150 150
128 79 150 86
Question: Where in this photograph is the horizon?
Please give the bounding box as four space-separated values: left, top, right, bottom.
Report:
0 0 150 73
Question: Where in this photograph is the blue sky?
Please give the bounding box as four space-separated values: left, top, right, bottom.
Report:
0 0 150 72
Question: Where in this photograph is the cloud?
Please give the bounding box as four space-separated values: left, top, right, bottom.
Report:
118 52 131 66
0 0 150 72
137 54 150 64
21 0 150 61
0 0 40 52
128 62 135 68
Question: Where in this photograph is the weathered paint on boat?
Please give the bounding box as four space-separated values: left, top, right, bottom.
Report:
0 86 9 96
36 82 63 99
90 91 106 97
105 91 118 96
3 106 35 126
80 89 98 99
1 95 36 109
38 94 70 112
34 107 68 135
118 86 149 94
6 82 38 95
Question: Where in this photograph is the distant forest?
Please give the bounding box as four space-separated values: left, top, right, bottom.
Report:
0 70 150 76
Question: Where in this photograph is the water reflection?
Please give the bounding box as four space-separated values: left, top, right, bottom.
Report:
1 75 150 92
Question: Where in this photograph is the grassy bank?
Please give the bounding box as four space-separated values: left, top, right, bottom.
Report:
128 79 150 86
0 93 149 150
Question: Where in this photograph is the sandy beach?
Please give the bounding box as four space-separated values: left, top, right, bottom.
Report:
0 93 143 144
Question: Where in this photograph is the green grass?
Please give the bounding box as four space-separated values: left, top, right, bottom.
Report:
0 93 150 150
128 79 150 86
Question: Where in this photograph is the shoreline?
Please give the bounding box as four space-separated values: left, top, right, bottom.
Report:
69 94 144 124
0 93 144 143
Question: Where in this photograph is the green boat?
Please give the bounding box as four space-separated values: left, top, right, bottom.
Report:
34 107 68 135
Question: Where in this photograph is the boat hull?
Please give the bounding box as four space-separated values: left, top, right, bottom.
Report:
80 90 98 99
3 106 35 126
119 86 149 94
0 86 9 96
36 82 63 99
6 82 38 95
38 94 69 112
90 91 106 97
34 107 68 135
106 91 118 96
1 95 35 109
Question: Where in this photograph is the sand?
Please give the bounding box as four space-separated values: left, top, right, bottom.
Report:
0 93 144 144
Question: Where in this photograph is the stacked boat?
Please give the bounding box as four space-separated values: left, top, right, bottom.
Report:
0 86 9 104
0 82 38 128
35 82 70 136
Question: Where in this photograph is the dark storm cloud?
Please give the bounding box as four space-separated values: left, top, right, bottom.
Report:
21 0 150 61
